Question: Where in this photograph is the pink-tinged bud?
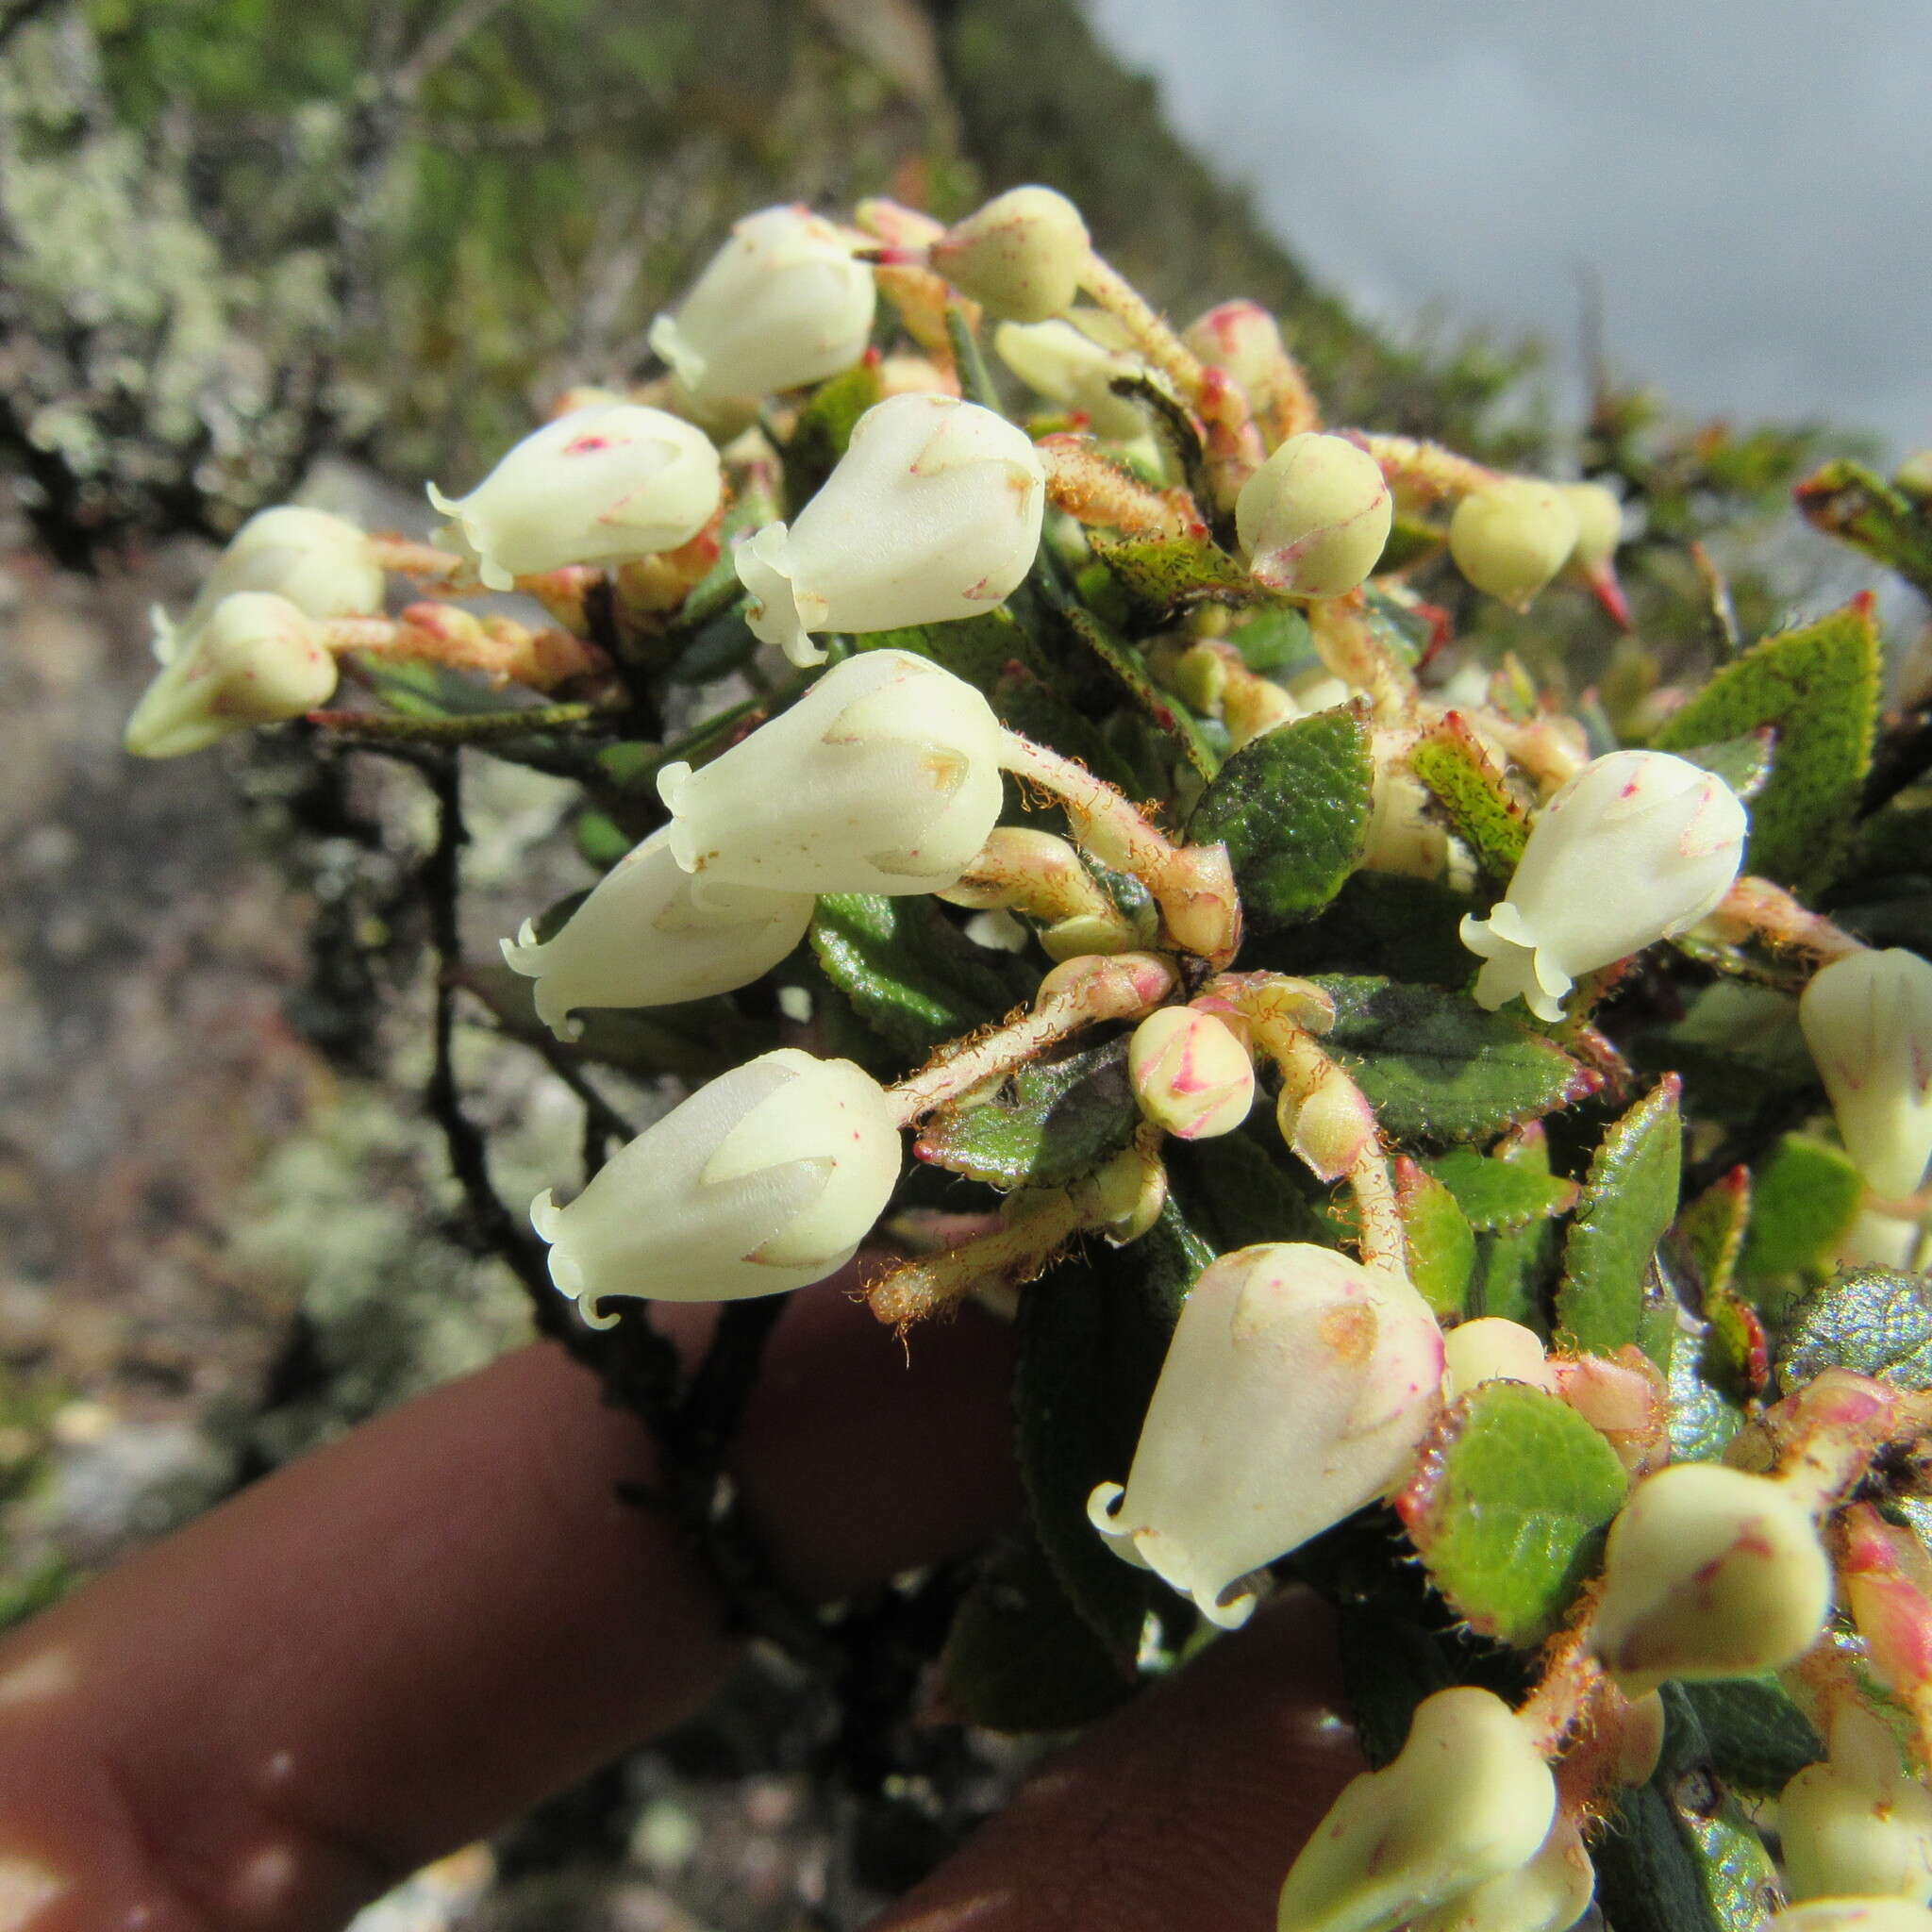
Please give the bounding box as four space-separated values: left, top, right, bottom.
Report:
736 394 1046 667
1235 432 1392 598
658 648 1005 896
501 827 815 1040
1591 1462 1832 1696
1551 1348 1671 1474
1274 1686 1557 1932
1183 300 1295 420
1460 750 1747 1022
125 591 338 758
1800 948 1932 1201
530 1048 900 1321
1448 478 1580 610
1441 1318 1558 1402
929 186 1091 323
1840 1504 1932 1728
648 205 875 403
1406 1811 1594 1932
1767 1905 1932 1932
428 404 722 591
1782 1707 1932 1906
1089 1243 1443 1628
1128 1007 1256 1140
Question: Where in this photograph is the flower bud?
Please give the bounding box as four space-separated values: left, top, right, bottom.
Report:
1591 1462 1832 1695
1781 1713 1932 1906
501 827 815 1041
1800 948 1932 1201
1128 1007 1256 1141
1183 300 1293 413
1768 1905 1932 1932
1459 750 1747 1022
428 404 722 591
736 393 1045 666
160 505 385 658
1406 1812 1594 1932
1274 1686 1557 1932
658 647 1005 895
1235 432 1393 598
1441 1317 1558 1402
993 316 1147 439
531 1048 900 1320
1562 481 1624 574
648 204 876 404
125 591 338 758
1448 479 1581 610
929 185 1091 323
1089 1243 1443 1628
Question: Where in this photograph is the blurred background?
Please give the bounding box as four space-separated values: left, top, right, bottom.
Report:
0 2 1920 1924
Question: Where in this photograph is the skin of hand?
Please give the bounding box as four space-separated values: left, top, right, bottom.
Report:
0 1278 1362 1932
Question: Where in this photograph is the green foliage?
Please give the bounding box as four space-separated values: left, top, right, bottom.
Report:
915 1039 1140 1190
1188 704 1374 925
1089 531 1253 613
1395 1162 1476 1317
1738 1134 1864 1303
1408 712 1530 887
1421 1146 1579 1232
1675 1678 1824 1796
1397 1382 1629 1646
1779 1267 1932 1392
1557 1077 1683 1365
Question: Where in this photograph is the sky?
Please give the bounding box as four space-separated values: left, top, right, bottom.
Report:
1089 0 1932 453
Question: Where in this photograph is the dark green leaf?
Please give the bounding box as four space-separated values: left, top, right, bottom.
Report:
810 894 1026 1060
1779 1267 1932 1392
915 1037 1140 1190
1311 975 1597 1144
1676 1679 1824 1796
1089 530 1253 612
1557 1076 1684 1365
1055 601 1219 779
1422 1146 1580 1233
1408 712 1531 887
1653 602 1883 892
1468 1223 1556 1329
1331 1609 1457 1769
1262 871 1480 988
1396 1381 1629 1645
1794 458 1932 599
1165 1131 1326 1254
1668 1323 1747 1463
1188 703 1374 926
937 1531 1135 1731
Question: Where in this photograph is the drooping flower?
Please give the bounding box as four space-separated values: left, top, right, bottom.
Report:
531 1048 901 1321
1403 1811 1593 1932
928 185 1091 323
1234 431 1392 597
1088 1242 1443 1628
1781 1707 1932 1907
427 403 722 591
658 647 1006 895
501 827 816 1041
1274 1686 1557 1932
1800 947 1932 1201
735 393 1046 667
648 204 876 404
125 591 339 758
1460 750 1747 1022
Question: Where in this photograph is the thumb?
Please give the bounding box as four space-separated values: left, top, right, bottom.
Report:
868 1587 1363 1932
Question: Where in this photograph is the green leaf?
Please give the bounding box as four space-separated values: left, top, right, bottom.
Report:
1795 458 1932 599
1166 1131 1326 1254
810 894 1026 1060
1677 1168 1752 1303
1013 1205 1207 1651
1054 600 1219 779
937 1531 1136 1731
1672 730 1777 803
1667 1323 1747 1464
914 1037 1140 1190
1653 602 1883 892
1739 1135 1864 1294
1676 1678 1824 1796
1395 1381 1629 1646
1311 975 1597 1144
1229 606 1314 674
1557 1076 1684 1366
1089 530 1254 612
1408 712 1531 887
1188 703 1374 926
1394 1160 1476 1317
1779 1267 1932 1393
1468 1223 1556 1329
1422 1146 1580 1233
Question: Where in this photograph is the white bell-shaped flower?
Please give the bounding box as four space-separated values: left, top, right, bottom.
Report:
1800 948 1932 1201
734 393 1045 667
993 314 1147 439
1460 750 1747 1022
501 827 815 1041
531 1048 901 1321
1274 1686 1557 1932
1235 431 1393 598
427 403 722 591
1782 1708 1932 1906
1406 1812 1594 1932
1767 1904 1932 1932
658 647 1006 895
156 505 385 661
648 204 876 404
125 591 339 758
1088 1242 1443 1628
